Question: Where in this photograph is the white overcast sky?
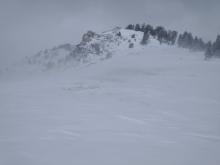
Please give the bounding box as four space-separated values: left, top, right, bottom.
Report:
0 0 220 65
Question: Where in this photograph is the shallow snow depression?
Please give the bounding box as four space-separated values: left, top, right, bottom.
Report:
1 30 220 165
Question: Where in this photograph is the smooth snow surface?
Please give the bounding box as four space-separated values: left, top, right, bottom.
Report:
1 41 220 165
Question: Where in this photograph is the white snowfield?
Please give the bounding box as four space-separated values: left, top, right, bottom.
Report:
0 29 220 165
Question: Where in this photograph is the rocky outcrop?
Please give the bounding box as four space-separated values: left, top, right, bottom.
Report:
26 27 145 69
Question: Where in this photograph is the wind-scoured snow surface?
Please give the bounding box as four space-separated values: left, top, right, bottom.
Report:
0 29 220 165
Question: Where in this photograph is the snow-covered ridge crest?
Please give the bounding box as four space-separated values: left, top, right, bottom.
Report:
26 27 157 70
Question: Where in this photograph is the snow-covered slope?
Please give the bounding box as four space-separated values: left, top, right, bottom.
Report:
1 28 220 165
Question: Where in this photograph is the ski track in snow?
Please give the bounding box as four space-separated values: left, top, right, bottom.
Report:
117 115 147 125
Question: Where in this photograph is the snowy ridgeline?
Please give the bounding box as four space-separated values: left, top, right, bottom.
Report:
3 26 212 73
0 26 217 75
24 25 220 73
25 28 160 70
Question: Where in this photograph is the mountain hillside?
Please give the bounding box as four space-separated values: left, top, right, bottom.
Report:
0 27 220 165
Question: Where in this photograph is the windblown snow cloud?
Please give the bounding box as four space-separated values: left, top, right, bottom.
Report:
0 0 219 66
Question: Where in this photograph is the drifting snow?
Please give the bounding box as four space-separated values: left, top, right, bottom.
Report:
0 28 220 165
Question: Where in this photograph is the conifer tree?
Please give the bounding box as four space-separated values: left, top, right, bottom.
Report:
141 31 149 45
135 24 141 31
205 41 213 59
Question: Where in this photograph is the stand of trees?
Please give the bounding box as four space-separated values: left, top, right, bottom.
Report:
126 23 220 59
177 32 206 52
126 23 178 46
205 35 220 59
